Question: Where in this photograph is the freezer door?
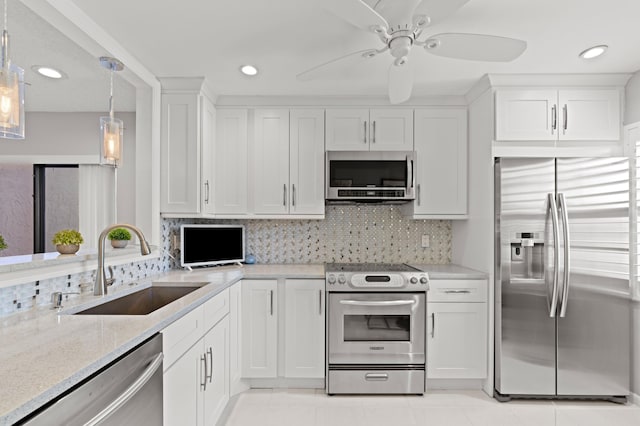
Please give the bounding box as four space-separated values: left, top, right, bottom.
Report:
495 158 557 396
556 158 630 397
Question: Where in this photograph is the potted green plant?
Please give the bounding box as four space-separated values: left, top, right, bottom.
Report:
0 234 7 252
107 227 132 248
52 229 84 255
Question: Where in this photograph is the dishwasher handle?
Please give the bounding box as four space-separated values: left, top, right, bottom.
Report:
339 300 416 307
85 353 164 426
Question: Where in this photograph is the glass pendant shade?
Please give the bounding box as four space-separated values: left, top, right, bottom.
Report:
100 116 123 166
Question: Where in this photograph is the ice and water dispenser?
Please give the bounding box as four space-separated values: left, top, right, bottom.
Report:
510 232 544 279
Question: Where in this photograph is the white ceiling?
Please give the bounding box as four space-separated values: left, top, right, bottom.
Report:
62 0 640 100
12 0 135 111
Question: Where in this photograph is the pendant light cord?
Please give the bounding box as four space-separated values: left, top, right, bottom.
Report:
3 0 6 33
109 67 114 120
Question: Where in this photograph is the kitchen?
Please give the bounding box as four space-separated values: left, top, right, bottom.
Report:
1 0 640 425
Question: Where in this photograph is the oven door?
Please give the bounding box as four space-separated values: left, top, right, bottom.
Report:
328 292 425 365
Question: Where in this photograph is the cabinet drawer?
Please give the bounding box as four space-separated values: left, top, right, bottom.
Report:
428 279 487 302
162 304 204 370
203 288 230 331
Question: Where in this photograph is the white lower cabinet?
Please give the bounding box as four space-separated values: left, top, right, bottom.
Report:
162 288 231 426
241 278 325 380
427 279 488 379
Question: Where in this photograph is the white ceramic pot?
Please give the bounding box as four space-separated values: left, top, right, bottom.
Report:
56 244 79 255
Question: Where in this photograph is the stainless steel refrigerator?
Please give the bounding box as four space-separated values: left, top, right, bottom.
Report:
494 157 630 402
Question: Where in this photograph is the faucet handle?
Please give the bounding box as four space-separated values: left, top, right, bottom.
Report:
106 265 116 287
51 291 80 309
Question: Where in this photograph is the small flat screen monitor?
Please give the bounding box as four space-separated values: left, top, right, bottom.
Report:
180 225 245 268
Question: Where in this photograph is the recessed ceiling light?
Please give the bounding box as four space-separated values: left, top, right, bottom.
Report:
240 65 258 76
31 65 66 79
579 45 608 59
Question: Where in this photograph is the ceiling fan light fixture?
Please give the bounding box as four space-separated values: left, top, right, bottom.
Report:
240 65 258 76
579 45 608 59
413 15 430 28
32 65 65 79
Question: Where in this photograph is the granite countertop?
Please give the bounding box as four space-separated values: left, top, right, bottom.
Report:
408 264 488 280
0 264 324 425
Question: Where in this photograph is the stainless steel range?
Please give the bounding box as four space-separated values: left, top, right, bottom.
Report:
326 263 429 395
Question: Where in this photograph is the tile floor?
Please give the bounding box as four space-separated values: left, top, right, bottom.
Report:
224 389 640 426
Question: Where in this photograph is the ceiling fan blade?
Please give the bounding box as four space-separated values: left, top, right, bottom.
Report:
388 61 413 105
297 49 384 81
323 0 388 31
413 0 470 26
423 33 527 62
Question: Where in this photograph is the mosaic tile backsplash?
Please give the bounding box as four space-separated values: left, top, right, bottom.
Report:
1 205 451 317
165 205 452 268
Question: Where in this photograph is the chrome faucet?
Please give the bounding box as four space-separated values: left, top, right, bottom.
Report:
94 224 151 296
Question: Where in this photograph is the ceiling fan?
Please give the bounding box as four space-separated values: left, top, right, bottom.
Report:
297 0 526 104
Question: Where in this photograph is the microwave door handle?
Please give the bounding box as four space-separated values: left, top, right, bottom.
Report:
406 156 414 192
339 300 416 306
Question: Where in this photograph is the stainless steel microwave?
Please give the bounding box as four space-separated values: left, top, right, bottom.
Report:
326 151 416 203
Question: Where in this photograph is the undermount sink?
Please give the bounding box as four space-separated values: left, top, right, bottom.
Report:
73 283 205 315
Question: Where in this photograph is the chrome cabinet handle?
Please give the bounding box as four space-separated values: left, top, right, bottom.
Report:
319 290 322 315
270 290 274 316
548 193 560 318
339 300 415 306
557 193 570 318
283 184 287 206
372 121 376 144
206 347 213 384
204 180 209 204
363 121 367 144
416 183 421 206
292 184 296 207
551 104 557 134
85 353 164 426
444 290 471 294
431 312 435 338
563 104 568 133
365 373 388 381
201 353 208 391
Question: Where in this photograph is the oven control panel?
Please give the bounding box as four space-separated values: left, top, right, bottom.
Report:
326 272 429 291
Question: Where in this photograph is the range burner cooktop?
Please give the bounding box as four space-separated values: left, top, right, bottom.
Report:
325 263 420 273
325 263 428 292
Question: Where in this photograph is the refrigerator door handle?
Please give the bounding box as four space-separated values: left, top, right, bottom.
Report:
557 193 570 317
548 193 560 318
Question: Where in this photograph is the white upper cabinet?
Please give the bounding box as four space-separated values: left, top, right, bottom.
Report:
251 108 325 217
406 108 467 219
215 109 248 215
252 109 290 215
326 108 413 151
160 93 201 213
200 96 216 215
289 109 325 215
495 89 621 142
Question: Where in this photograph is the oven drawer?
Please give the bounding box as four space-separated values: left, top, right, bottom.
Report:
428 279 487 302
328 368 424 394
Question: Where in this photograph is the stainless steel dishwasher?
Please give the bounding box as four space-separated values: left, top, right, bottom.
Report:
18 333 163 425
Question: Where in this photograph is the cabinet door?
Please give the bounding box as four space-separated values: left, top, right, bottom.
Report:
241 279 278 378
215 109 248 214
495 90 557 141
413 109 467 217
200 95 216 215
284 279 325 378
290 109 325 215
202 316 229 426
325 108 369 150
559 89 620 141
161 93 201 213
163 341 201 426
369 109 414 150
252 109 290 214
427 302 487 379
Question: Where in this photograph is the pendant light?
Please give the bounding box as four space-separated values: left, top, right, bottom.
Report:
0 0 24 139
99 56 124 167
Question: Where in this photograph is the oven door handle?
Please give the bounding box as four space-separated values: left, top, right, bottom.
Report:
339 300 416 307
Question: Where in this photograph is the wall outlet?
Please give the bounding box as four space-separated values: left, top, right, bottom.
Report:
171 233 180 251
421 234 430 248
